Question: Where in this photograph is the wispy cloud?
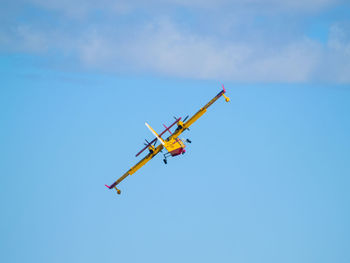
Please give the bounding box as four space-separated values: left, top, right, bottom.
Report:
29 0 340 16
1 0 349 83
74 19 324 82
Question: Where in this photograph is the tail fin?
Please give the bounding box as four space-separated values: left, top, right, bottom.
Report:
145 122 165 146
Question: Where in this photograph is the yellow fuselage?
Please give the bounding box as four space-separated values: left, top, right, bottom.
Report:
164 137 186 156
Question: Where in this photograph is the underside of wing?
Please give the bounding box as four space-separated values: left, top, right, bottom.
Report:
165 86 229 141
105 144 163 194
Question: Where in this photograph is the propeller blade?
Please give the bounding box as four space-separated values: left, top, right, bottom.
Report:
183 115 189 122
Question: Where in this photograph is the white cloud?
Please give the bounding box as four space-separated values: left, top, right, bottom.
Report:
75 20 323 82
29 0 339 17
324 24 350 82
16 25 49 52
1 0 349 83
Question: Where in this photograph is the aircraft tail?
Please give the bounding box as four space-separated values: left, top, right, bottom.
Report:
145 122 165 146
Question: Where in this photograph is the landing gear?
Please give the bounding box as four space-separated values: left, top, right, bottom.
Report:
163 152 170 164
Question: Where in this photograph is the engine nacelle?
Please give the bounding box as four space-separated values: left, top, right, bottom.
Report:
177 120 184 129
148 145 155 153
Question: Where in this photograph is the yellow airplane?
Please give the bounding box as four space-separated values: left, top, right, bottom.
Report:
105 86 230 194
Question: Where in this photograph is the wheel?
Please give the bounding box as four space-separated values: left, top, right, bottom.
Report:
163 159 167 164
116 189 121 195
186 139 192 143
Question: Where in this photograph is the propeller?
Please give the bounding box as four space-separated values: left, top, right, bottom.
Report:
173 115 189 130
182 115 190 131
144 138 157 147
144 139 150 146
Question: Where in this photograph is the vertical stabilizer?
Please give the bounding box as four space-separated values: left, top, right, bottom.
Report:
145 123 165 146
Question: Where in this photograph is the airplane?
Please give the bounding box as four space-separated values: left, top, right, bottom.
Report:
105 86 230 194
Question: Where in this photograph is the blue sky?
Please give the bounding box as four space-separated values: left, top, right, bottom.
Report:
1 1 350 263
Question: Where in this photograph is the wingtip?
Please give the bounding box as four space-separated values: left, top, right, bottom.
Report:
222 84 226 93
105 184 111 189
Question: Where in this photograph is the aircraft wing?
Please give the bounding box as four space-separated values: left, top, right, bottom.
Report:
105 86 229 195
105 144 164 194
166 86 230 141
